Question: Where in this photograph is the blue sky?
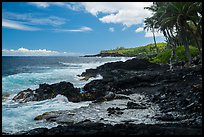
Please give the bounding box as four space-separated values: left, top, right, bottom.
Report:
2 2 165 56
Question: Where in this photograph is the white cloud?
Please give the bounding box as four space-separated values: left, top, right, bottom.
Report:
81 2 153 27
2 48 84 56
81 2 117 16
3 11 66 26
2 48 59 56
29 2 50 8
54 26 93 32
2 19 40 31
29 16 66 26
135 27 143 33
29 2 84 11
134 25 163 37
109 27 115 32
29 2 153 27
144 30 164 38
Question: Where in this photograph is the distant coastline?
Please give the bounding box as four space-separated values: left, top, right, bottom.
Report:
83 52 124 57
83 43 166 58
83 42 200 65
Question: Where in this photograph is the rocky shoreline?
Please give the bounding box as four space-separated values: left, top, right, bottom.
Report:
3 58 202 135
10 123 202 135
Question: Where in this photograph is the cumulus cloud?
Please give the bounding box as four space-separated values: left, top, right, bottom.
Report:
81 2 163 37
29 2 153 27
2 48 59 56
134 25 163 38
109 27 115 32
81 2 153 27
135 27 144 33
144 30 164 38
53 26 93 32
2 19 40 31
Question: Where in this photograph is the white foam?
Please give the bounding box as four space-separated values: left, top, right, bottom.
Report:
2 57 134 133
3 57 133 95
2 94 91 134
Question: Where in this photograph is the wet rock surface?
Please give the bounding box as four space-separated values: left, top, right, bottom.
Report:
127 101 147 109
107 107 124 116
8 58 202 135
32 93 158 125
79 58 166 79
12 81 82 103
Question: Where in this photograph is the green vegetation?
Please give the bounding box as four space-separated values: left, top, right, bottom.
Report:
100 2 202 65
150 46 199 64
101 42 167 57
144 2 202 64
100 42 199 64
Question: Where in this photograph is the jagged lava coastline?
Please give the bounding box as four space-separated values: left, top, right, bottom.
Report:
4 58 202 135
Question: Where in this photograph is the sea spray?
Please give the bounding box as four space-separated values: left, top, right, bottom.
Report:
2 56 133 133
2 94 91 133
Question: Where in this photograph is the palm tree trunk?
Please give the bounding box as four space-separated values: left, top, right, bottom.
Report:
166 29 178 63
178 22 192 64
185 24 202 64
198 40 202 64
182 33 192 64
152 28 159 55
191 20 202 62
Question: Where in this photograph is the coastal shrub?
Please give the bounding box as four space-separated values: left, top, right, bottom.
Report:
150 46 199 64
100 42 167 57
101 42 198 64
149 49 171 64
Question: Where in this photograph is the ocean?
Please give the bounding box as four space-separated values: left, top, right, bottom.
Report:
2 56 132 133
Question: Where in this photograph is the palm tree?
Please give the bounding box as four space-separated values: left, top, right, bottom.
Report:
144 17 159 55
164 2 203 64
145 2 202 64
145 2 179 63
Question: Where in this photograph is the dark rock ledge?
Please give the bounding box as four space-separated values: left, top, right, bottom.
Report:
8 58 202 135
11 122 202 135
